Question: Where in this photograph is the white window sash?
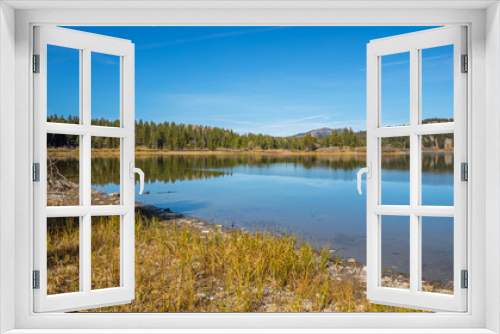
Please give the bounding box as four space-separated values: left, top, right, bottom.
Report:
366 26 467 312
32 26 136 313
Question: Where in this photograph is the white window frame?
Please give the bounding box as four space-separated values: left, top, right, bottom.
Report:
1 1 499 333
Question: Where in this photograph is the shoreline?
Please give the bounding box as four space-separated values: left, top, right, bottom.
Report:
47 180 452 297
47 147 453 158
46 163 453 311
136 203 452 295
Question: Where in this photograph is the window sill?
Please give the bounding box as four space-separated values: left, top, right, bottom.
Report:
4 329 498 334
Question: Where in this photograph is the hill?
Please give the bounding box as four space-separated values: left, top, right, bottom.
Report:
291 127 340 138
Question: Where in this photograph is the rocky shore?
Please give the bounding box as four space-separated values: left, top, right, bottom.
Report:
47 165 452 311
143 209 453 296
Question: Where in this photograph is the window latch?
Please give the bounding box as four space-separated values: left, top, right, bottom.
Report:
357 162 372 195
129 162 145 195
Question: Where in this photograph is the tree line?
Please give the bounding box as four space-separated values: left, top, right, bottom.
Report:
47 115 453 151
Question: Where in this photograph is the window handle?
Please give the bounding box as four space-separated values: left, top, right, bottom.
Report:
129 162 145 195
357 162 371 195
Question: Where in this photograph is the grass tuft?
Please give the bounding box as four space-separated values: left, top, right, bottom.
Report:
47 214 421 312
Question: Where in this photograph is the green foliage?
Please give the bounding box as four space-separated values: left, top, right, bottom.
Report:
46 115 453 151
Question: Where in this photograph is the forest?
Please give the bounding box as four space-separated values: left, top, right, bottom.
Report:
46 115 454 151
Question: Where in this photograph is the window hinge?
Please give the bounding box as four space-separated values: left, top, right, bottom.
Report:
461 270 468 289
461 162 468 182
33 54 40 73
461 54 468 73
33 270 40 289
33 163 40 182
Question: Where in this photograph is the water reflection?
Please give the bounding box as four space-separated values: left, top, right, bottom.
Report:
53 153 453 186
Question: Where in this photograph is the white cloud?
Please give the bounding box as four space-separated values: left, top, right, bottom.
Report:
140 27 287 49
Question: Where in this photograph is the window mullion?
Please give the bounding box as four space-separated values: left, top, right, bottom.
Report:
409 47 420 294
82 47 92 294
82 48 91 208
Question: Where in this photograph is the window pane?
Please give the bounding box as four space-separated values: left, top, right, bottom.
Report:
381 137 410 205
380 215 410 290
91 215 121 290
47 134 80 206
421 134 454 206
421 45 454 123
47 217 80 295
421 217 454 295
91 137 120 205
381 52 410 127
47 45 80 124
91 52 120 127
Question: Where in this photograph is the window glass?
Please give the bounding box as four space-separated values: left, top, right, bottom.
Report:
91 52 121 127
421 45 454 123
422 134 454 206
91 137 120 205
381 52 410 127
380 215 410 290
421 217 454 295
91 216 121 290
47 134 80 206
381 137 410 205
47 45 80 124
47 217 80 294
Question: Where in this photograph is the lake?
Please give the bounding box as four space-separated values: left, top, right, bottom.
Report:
56 152 455 285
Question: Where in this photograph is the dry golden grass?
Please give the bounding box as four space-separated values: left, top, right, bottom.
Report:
91 216 121 290
47 217 80 295
47 214 421 312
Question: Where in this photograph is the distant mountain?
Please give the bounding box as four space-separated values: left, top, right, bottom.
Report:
291 127 340 138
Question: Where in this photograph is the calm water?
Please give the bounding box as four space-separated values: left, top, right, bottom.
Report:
56 153 455 284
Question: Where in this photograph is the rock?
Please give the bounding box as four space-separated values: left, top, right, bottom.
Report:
347 258 356 263
383 276 393 283
329 249 336 254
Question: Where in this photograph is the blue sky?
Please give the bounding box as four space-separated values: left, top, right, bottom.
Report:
48 26 453 136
